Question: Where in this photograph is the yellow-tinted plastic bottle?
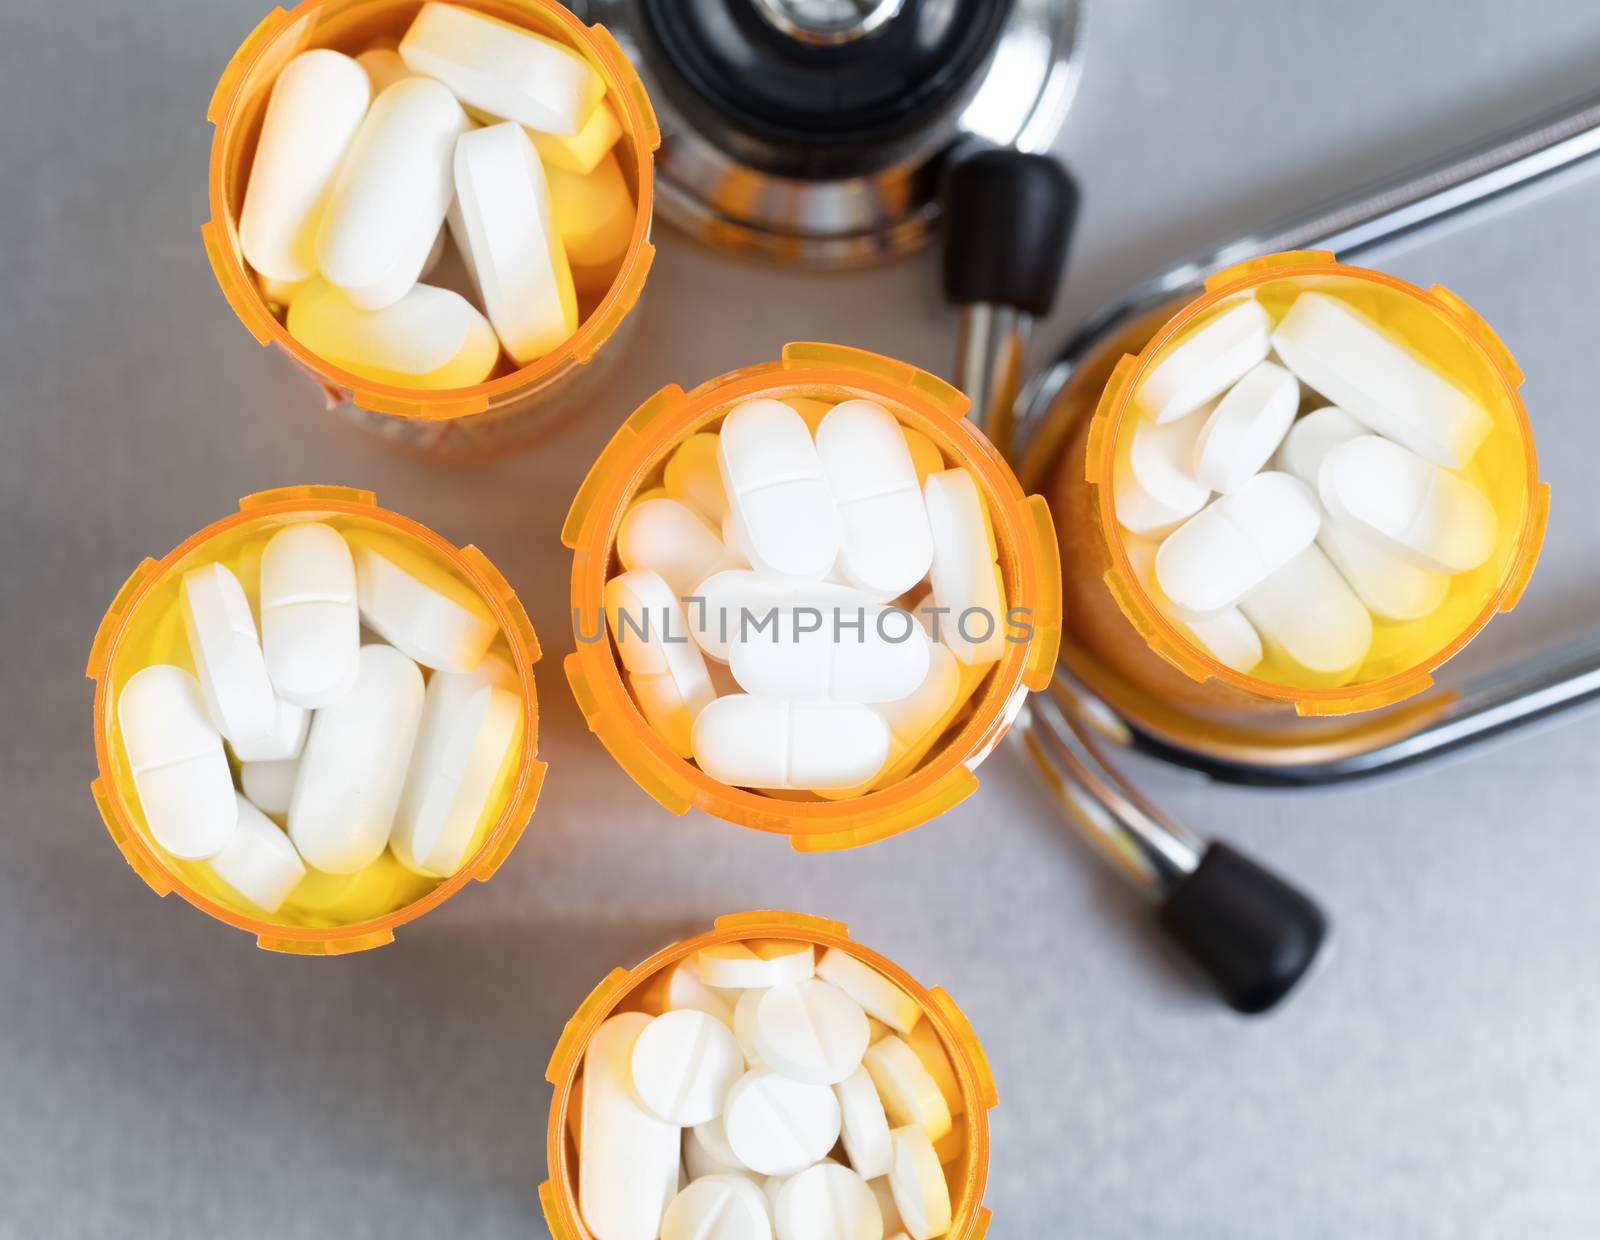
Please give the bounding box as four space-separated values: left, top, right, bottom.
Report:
203 0 659 454
563 343 1063 850
86 485 546 953
540 910 998 1240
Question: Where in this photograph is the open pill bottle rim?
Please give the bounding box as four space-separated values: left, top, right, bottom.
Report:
562 342 1063 851
202 0 660 425
1086 250 1549 716
85 485 546 955
539 910 998 1240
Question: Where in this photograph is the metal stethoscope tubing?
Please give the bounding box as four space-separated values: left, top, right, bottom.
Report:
940 87 1600 1012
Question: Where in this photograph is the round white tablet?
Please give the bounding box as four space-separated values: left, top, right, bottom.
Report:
697 940 815 990
816 948 922 1036
775 1163 883 1240
752 980 870 1086
630 1010 746 1126
835 1066 893 1180
862 1037 952 1143
723 1070 842 1177
734 987 767 1069
688 1115 750 1180
661 1174 773 1240
887 1127 952 1240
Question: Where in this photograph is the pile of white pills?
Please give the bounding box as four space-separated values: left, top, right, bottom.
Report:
240 2 634 388
117 521 521 915
604 397 1008 794
1114 290 1499 685
576 940 964 1239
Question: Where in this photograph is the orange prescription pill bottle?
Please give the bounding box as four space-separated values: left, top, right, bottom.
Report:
563 343 1063 851
541 910 998 1240
1063 250 1548 719
203 0 659 455
86 485 545 954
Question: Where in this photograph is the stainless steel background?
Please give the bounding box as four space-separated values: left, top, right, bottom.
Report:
3 2 1599 1237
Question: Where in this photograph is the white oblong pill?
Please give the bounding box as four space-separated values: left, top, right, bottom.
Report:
580 1012 682 1240
392 684 520 877
691 696 890 792
240 755 299 817
776 1163 882 1240
1271 291 1492 467
1123 535 1261 674
718 399 842 580
631 1010 747 1126
356 46 414 96
289 644 425 873
729 608 930 705
753 979 870 1086
286 278 498 389
1239 545 1372 683
315 76 468 310
862 1037 951 1143
887 1127 951 1240
399 1 605 135
666 433 731 525
816 400 935 598
723 1069 842 1177
1113 407 1211 536
688 570 876 663
259 523 360 709
698 940 816 990
239 50 370 284
618 497 735 600
835 1066 894 1181
872 643 960 772
1273 405 1365 484
605 569 714 756
688 1115 751 1180
1192 360 1300 493
229 696 310 764
1155 472 1320 615
349 531 497 673
924 469 1005 666
117 665 238 860
1318 435 1498 574
902 1021 964 1121
1135 297 1272 424
180 562 279 746
661 1174 772 1240
448 122 577 364
816 949 922 1037
209 793 307 914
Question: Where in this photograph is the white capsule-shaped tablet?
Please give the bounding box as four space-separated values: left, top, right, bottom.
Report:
1239 546 1372 683
688 570 877 664
776 1163 883 1240
887 1127 952 1240
692 696 890 791
835 1066 894 1180
752 979 870 1086
286 278 499 390
661 1174 772 1240
239 50 370 284
209 793 307 914
230 697 310 764
118 665 239 860
630 1009 747 1126
605 569 715 756
180 562 281 747
448 122 577 364
862 1037 951 1143
719 399 842 580
1135 297 1272 424
240 755 299 818
924 469 1005 666
618 497 736 601
1273 292 1493 468
698 939 816 990
1318 435 1498 574
1123 536 1261 674
816 949 922 1037
664 434 731 525
724 1069 843 1177
315 77 468 310
289 644 425 873
1113 406 1212 536
1192 360 1300 493
729 608 930 705
399 2 605 135
580 1012 682 1240
259 523 360 709
867 644 960 782
816 400 935 598
349 531 498 673
1155 472 1321 616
